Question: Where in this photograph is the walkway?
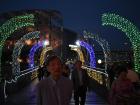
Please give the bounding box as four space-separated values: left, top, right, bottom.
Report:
4 79 108 105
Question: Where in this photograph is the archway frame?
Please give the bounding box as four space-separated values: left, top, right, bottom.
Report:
102 13 140 73
12 31 40 76
79 41 96 68
0 14 35 82
69 45 85 64
83 30 111 70
40 47 53 67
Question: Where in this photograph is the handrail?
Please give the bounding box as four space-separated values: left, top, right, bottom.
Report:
20 66 39 73
82 66 108 77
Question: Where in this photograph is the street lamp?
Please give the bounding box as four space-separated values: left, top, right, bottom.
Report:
43 40 49 46
76 40 80 46
97 59 102 64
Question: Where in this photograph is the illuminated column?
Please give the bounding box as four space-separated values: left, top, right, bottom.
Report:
40 47 53 66
12 31 40 76
0 14 34 82
102 13 140 72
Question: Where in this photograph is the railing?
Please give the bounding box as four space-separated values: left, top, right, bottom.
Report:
82 66 109 101
3 67 39 99
82 66 109 87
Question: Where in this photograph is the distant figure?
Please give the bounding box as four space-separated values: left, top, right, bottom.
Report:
37 66 43 81
72 60 88 105
43 65 50 78
107 63 116 88
37 56 73 105
68 62 74 71
109 64 134 105
62 64 70 77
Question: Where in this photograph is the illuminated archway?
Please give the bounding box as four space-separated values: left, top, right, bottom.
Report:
102 13 140 72
12 31 40 76
69 45 85 64
79 41 96 68
83 30 111 70
29 42 43 68
40 47 53 66
0 14 34 82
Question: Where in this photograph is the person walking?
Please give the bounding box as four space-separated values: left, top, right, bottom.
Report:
62 63 70 78
109 64 134 105
36 55 73 105
37 66 43 81
72 60 89 105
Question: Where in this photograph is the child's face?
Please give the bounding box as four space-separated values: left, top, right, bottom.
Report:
48 58 62 77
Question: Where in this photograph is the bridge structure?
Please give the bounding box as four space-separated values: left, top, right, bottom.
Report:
0 10 140 105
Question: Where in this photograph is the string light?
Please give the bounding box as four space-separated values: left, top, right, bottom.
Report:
102 13 140 72
82 66 108 86
29 43 53 68
31 70 38 80
4 67 38 99
79 41 96 68
40 47 53 67
29 42 43 68
0 14 35 82
12 31 40 76
83 30 111 71
69 45 85 64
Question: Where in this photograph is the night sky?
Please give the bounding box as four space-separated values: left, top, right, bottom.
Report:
0 0 140 50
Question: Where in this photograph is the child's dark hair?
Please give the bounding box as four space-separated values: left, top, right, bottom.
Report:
46 55 61 66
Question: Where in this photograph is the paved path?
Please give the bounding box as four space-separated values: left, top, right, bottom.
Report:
4 79 108 105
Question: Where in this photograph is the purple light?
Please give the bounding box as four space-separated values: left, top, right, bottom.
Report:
79 41 96 68
29 42 43 68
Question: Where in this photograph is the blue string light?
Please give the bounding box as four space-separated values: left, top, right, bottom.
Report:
79 41 96 68
29 42 43 68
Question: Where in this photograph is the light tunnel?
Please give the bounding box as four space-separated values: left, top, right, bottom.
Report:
0 14 35 82
29 42 53 68
69 40 96 68
69 45 85 64
83 31 111 70
12 31 40 76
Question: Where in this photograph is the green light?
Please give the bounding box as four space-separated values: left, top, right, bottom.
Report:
102 13 140 73
0 14 35 82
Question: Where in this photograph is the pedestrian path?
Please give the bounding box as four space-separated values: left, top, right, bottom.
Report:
4 79 108 105
70 92 108 105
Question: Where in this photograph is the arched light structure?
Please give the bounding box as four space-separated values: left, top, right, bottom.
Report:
78 40 96 68
0 14 34 82
40 47 53 66
12 31 40 76
102 13 140 73
29 42 43 68
69 45 85 64
83 30 111 70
